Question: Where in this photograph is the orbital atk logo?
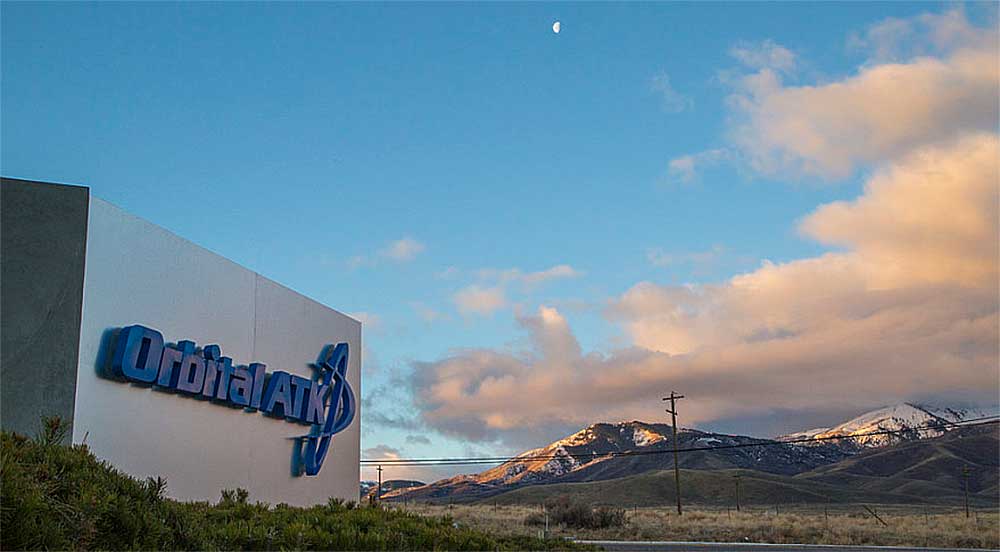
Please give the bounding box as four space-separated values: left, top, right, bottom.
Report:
108 324 356 476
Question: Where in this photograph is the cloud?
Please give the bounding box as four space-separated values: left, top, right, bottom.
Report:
361 443 458 483
518 265 582 286
411 301 449 323
616 134 998 351
800 133 998 289
647 245 727 273
359 344 382 375
847 16 918 62
364 409 422 432
346 256 367 270
667 149 731 183
349 311 382 331
349 237 426 268
476 265 583 288
730 39 797 73
453 285 507 316
347 312 382 375
410 137 998 448
651 72 692 113
363 444 402 459
381 237 425 262
361 376 424 433
410 306 598 446
451 265 582 317
727 10 998 179
436 266 461 280
405 434 432 446
848 8 997 63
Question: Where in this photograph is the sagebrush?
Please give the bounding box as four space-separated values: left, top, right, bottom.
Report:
525 497 627 529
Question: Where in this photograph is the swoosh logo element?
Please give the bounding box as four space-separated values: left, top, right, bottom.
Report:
301 343 356 476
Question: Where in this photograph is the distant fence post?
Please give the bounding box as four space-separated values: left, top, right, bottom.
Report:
961 466 971 518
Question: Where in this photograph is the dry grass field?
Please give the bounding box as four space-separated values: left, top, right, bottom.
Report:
396 503 1000 549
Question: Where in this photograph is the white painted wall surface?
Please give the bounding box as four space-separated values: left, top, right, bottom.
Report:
74 198 360 506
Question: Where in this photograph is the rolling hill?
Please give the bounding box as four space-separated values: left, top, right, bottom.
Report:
384 421 848 503
798 422 999 498
483 423 999 508
384 404 997 505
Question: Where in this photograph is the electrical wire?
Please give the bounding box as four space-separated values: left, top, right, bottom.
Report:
359 415 999 467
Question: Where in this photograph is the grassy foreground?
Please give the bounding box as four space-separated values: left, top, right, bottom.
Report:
404 503 1000 549
0 420 584 551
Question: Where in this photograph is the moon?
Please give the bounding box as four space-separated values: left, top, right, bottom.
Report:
552 21 560 34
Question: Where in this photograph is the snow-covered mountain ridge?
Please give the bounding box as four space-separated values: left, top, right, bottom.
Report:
469 421 671 487
384 420 848 502
777 403 996 449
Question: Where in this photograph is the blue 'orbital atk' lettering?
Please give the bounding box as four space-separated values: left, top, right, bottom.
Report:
108 324 355 475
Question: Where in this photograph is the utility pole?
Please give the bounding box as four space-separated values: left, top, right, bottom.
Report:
734 474 741 512
962 466 971 518
663 391 685 515
376 465 383 504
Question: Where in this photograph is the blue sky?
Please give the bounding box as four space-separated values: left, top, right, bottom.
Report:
4 2 997 482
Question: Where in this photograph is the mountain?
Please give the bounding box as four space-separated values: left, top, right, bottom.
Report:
361 479 426 500
778 403 996 450
484 423 1000 508
362 479 424 501
360 480 377 497
384 403 996 504
384 421 847 503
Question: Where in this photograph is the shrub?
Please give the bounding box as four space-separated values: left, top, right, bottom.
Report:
525 496 628 529
592 505 628 528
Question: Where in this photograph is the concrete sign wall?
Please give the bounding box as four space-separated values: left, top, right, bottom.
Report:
1 178 89 439
1 178 360 506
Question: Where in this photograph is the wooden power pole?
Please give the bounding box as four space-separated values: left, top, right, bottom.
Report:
663 392 685 515
377 465 383 504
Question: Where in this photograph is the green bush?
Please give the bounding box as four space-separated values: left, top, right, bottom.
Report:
1 418 585 550
525 497 628 530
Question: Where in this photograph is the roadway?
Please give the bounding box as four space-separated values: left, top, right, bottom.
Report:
574 541 998 552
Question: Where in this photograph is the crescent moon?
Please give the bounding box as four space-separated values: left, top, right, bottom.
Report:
552 21 560 34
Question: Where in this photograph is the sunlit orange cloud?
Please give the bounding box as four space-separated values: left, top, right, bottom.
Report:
728 9 997 180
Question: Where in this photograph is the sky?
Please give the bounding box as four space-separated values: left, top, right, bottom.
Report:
3 2 997 483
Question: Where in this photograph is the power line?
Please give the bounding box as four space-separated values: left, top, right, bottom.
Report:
362 415 998 465
362 415 999 466
360 415 999 466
